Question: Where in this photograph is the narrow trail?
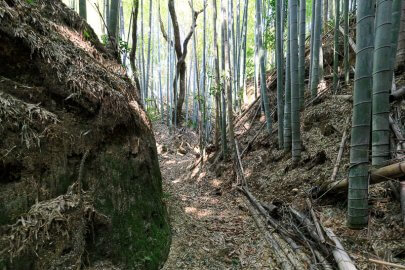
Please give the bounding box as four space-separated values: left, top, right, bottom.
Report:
153 123 275 269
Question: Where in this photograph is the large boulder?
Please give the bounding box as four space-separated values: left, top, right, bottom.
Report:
0 0 170 269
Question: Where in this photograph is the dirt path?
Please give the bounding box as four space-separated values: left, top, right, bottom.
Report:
153 123 274 269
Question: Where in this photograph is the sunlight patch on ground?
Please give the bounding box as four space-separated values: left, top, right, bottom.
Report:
211 179 222 187
184 206 213 219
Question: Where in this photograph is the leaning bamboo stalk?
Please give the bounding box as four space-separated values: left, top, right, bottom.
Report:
338 25 356 52
330 117 350 182
324 228 357 270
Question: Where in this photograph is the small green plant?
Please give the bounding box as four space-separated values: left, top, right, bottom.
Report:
83 29 91 40
101 34 108 45
26 0 36 4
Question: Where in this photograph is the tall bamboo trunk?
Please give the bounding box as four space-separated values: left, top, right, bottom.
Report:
284 6 292 151
213 0 221 150
395 0 405 70
145 0 153 104
310 0 323 98
256 0 272 135
290 0 301 165
372 0 393 166
226 0 236 156
333 0 340 92
309 0 316 85
344 0 350 84
109 0 119 41
392 0 404 74
348 0 375 229
79 0 86 20
298 0 306 108
276 0 284 149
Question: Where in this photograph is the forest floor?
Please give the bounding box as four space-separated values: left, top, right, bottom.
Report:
154 123 279 269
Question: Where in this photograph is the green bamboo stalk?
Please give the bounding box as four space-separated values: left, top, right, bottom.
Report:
310 0 323 98
284 7 292 151
391 0 404 76
333 0 340 92
109 0 119 41
309 0 316 84
298 0 306 109
79 0 87 20
290 0 301 164
348 0 375 229
276 0 284 149
256 0 272 135
372 0 393 166
344 0 349 84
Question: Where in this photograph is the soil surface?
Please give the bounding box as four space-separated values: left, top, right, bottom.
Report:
154 123 279 269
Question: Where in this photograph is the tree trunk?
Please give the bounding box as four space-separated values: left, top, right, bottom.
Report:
290 0 301 165
276 0 284 149
324 0 329 26
372 0 393 166
167 0 202 124
348 0 375 229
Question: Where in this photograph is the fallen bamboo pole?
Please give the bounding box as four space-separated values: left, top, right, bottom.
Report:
318 161 405 195
306 199 326 243
245 202 294 270
368 258 405 269
324 228 357 270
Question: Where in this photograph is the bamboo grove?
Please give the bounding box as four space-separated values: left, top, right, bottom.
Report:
67 0 405 229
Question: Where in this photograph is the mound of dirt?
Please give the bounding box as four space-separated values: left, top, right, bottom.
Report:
0 1 169 269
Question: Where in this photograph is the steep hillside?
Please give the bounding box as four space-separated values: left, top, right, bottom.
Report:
0 1 169 269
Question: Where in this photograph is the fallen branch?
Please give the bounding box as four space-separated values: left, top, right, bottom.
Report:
368 258 405 269
306 199 326 243
245 202 294 270
324 228 357 270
